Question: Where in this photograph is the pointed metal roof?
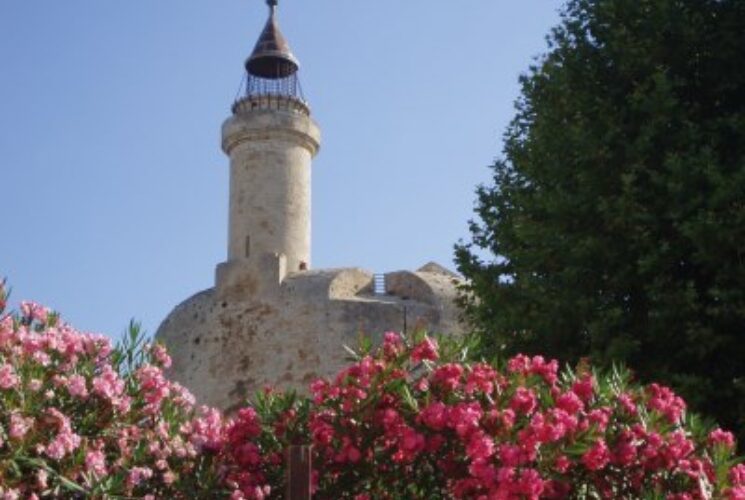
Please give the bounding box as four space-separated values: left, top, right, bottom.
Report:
245 0 299 79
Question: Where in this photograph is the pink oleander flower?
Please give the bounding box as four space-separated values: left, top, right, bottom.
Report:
507 354 559 386
662 430 695 467
530 411 568 443
572 375 595 402
338 439 362 464
92 364 124 400
227 407 262 445
647 383 686 424
20 301 50 323
708 428 736 450
92 364 130 412
679 457 709 483
534 357 559 385
500 408 516 430
554 454 571 473
466 430 495 462
309 413 335 446
163 470 176 485
0 317 14 348
85 450 107 476
728 486 745 500
127 466 154 489
469 459 497 483
20 328 44 352
411 337 439 363
136 364 171 413
587 407 612 432
337 355 382 389
382 331 403 358
731 464 745 485
465 363 497 395
0 363 20 389
190 407 225 453
550 408 578 436
379 407 402 435
9 413 34 440
420 401 448 431
45 430 81 460
509 387 538 415
415 376 429 392
310 379 330 404
583 439 611 471
67 374 88 398
618 392 638 415
393 426 425 462
76 331 112 361
35 469 48 490
516 468 545 497
450 402 483 438
507 353 532 374
498 443 524 467
432 363 463 391
31 351 51 366
612 431 638 466
147 342 172 369
170 381 196 407
44 408 81 460
556 391 584 414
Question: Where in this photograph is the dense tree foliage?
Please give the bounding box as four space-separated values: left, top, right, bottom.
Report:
456 0 745 442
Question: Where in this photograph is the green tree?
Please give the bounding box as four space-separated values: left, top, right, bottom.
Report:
456 0 745 440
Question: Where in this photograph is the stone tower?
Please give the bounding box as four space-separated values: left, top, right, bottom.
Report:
157 1 466 411
217 0 320 300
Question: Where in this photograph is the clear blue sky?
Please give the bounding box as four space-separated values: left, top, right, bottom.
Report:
0 1 564 339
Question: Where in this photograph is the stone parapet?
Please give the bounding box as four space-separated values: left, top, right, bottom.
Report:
222 107 320 157
157 263 467 411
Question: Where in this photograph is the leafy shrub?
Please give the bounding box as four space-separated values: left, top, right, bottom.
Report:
254 333 745 499
1 283 743 498
0 295 226 498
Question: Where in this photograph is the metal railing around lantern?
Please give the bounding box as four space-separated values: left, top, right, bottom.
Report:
232 71 310 115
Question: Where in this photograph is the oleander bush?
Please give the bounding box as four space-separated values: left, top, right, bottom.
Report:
260 332 745 499
1 282 743 499
0 292 230 498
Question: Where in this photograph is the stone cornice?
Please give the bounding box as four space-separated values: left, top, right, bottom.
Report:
222 110 320 156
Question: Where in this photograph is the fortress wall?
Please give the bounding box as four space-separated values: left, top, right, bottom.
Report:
157 268 464 411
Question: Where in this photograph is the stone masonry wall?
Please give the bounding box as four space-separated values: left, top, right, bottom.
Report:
156 267 465 411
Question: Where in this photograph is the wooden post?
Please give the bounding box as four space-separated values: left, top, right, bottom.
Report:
285 445 312 500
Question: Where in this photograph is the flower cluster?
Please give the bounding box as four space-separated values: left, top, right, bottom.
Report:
294 334 745 499
2 281 743 499
0 292 226 498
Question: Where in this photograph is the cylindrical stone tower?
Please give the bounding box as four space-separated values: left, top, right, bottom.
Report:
217 0 320 297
